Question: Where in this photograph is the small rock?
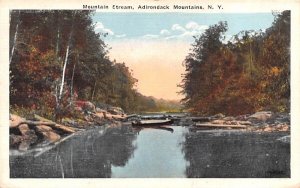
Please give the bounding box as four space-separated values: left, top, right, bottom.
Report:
74 100 96 113
223 116 235 121
238 121 252 125
96 107 107 113
226 121 238 125
236 114 250 121
263 126 273 132
18 124 30 135
36 125 52 131
211 119 225 124
276 124 289 131
9 114 25 128
36 125 61 143
17 124 38 151
95 112 104 118
211 113 225 119
108 107 125 115
249 111 273 121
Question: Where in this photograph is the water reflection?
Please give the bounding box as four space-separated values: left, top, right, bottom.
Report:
10 125 138 178
183 129 290 178
10 125 290 178
111 126 187 178
133 126 174 134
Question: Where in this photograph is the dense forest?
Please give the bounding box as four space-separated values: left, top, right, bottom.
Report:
180 11 290 115
9 10 180 119
9 10 289 119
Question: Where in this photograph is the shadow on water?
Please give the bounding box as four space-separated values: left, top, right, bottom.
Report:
183 129 290 178
133 126 174 133
10 124 290 178
10 125 138 178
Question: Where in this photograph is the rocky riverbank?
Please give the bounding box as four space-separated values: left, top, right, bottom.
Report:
191 111 290 132
9 103 290 153
9 102 128 153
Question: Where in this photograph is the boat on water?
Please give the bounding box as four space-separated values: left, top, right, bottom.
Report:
131 119 174 126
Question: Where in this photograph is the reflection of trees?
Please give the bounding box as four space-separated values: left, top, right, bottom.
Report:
10 125 138 178
183 130 290 178
94 126 137 167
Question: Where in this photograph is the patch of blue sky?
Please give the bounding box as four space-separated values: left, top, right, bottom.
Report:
92 12 275 42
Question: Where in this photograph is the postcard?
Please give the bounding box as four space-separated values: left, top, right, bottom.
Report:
1 0 300 187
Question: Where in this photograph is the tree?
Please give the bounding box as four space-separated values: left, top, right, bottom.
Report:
180 11 290 115
180 21 228 113
10 10 167 118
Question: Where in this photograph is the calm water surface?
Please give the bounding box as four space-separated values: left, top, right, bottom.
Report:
10 125 290 178
112 126 188 177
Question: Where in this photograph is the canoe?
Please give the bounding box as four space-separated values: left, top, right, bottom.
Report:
132 119 174 126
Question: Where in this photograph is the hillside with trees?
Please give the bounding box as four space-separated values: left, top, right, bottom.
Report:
9 10 180 119
180 11 290 116
10 10 289 119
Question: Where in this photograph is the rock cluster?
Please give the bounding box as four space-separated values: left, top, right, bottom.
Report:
200 111 290 132
10 114 76 151
9 101 127 152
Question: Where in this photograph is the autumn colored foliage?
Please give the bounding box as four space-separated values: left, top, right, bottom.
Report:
9 10 182 119
180 11 290 115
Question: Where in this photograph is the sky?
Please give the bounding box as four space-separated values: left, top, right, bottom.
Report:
92 13 275 100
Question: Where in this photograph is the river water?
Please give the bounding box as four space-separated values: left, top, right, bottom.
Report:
10 124 290 178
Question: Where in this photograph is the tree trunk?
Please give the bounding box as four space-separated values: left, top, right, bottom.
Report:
58 12 76 103
59 45 70 101
56 25 60 59
9 11 20 64
55 10 61 61
249 40 253 76
70 60 76 104
91 80 97 101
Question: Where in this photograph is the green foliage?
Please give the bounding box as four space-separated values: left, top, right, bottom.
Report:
180 11 290 115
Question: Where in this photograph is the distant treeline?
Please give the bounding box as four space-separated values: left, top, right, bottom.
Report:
9 10 180 118
134 95 183 112
180 11 290 115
